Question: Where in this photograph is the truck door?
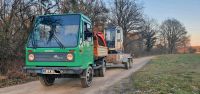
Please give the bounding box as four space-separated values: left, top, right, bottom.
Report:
82 22 93 65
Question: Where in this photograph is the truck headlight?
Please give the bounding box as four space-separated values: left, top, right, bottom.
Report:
28 54 35 61
66 53 73 61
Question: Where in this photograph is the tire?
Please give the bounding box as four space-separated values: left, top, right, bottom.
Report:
81 66 93 88
94 59 106 77
39 75 55 86
99 59 106 77
94 69 100 77
129 58 133 68
124 62 129 70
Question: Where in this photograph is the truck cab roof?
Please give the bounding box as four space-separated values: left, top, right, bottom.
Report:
37 13 91 23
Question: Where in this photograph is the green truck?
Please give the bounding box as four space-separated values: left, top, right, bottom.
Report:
24 13 108 88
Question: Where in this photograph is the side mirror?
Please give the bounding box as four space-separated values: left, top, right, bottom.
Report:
84 32 93 40
87 32 93 37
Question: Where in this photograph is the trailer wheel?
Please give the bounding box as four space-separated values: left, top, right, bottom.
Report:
39 75 55 86
81 66 93 88
129 58 133 68
94 69 100 77
99 59 106 77
124 62 130 70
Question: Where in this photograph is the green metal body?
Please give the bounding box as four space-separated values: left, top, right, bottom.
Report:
25 13 94 71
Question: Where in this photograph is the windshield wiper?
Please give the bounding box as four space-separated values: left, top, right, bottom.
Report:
53 34 65 49
47 29 65 49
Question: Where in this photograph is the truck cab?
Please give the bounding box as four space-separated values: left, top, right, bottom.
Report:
24 13 104 87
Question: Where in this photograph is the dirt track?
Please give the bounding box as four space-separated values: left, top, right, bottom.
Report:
0 57 153 94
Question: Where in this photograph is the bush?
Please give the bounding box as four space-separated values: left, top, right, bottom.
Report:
188 47 197 53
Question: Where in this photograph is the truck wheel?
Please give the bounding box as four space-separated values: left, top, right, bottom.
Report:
99 60 106 77
124 62 130 70
129 58 133 68
95 59 106 77
81 66 93 88
39 75 55 86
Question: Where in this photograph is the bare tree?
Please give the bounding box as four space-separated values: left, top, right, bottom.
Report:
160 18 188 54
141 18 158 52
0 0 108 75
110 0 143 52
60 0 108 25
177 35 191 53
0 0 39 74
0 0 62 60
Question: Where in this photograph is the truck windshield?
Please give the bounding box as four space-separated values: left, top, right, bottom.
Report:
27 15 80 48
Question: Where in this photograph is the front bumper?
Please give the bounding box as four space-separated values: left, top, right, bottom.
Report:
24 67 83 74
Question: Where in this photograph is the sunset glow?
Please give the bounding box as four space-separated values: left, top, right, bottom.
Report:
142 0 200 46
191 33 200 46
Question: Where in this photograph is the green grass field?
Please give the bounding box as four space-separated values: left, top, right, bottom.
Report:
131 54 200 94
105 54 200 94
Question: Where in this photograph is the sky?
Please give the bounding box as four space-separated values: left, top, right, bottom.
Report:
141 0 200 46
104 0 200 46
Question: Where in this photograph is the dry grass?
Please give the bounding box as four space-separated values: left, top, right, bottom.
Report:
0 60 38 88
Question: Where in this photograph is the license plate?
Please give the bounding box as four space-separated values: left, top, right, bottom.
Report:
42 69 57 74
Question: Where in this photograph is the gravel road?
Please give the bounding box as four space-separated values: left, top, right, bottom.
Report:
0 57 153 94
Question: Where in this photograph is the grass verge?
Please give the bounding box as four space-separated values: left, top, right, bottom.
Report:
105 54 200 94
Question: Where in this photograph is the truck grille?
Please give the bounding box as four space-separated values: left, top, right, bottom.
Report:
34 53 67 62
